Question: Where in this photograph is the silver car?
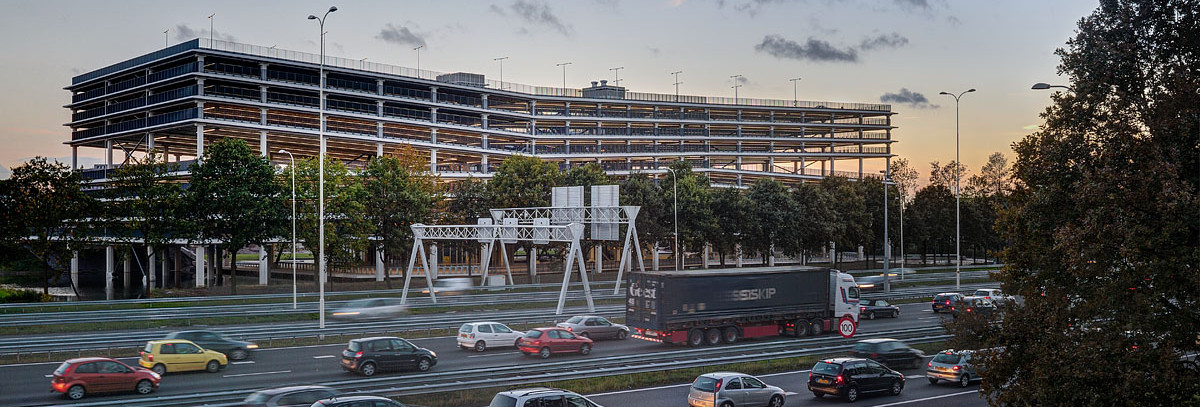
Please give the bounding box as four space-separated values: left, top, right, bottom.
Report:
556 316 629 340
688 372 785 407
329 298 409 321
926 349 981 387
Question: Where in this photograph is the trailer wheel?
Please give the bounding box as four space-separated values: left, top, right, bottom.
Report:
794 319 810 337
809 319 825 336
722 327 739 344
705 328 722 345
687 329 704 347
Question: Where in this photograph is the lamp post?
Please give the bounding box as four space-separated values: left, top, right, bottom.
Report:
666 167 680 271
610 66 625 86
308 5 337 329
938 88 975 290
671 71 683 102
413 45 424 79
789 77 802 107
880 170 891 293
278 149 297 309
163 28 169 48
730 74 744 101
494 56 509 90
557 62 572 92
1031 82 1070 90
207 13 214 45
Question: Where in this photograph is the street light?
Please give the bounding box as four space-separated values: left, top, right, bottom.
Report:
671 71 683 102
880 169 891 293
1031 82 1070 90
610 66 625 86
938 88 975 290
413 45 424 79
556 62 572 91
789 77 802 107
207 13 214 45
308 4 337 329
730 74 744 101
163 28 169 48
279 149 297 309
493 56 509 90
666 167 680 271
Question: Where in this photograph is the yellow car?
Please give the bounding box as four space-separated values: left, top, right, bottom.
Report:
138 339 227 375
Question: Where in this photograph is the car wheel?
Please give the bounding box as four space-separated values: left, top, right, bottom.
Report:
813 392 825 398
722 327 739 344
892 310 900 318
705 328 722 345
719 402 734 407
66 385 85 400
205 360 221 373
928 377 939 385
845 385 859 402
135 379 154 395
151 364 166 375
891 380 903 396
810 319 825 336
867 311 875 320
360 362 377 376
230 349 248 360
417 357 432 372
515 338 523 347
687 328 704 347
769 394 784 407
539 347 552 359
475 341 487 352
959 374 971 388
794 319 810 337
617 329 629 340
580 343 592 355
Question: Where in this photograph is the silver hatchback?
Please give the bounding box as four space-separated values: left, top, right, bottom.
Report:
688 372 785 407
555 316 629 340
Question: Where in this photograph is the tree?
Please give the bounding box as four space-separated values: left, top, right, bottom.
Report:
363 153 439 288
928 160 967 190
620 173 667 267
294 156 372 288
905 184 954 265
889 158 920 205
662 162 713 265
820 176 868 266
490 155 561 209
109 151 186 293
185 139 286 295
742 178 790 262
709 187 752 265
0 158 94 295
444 177 491 225
965 1 1200 404
786 183 838 264
965 152 1012 198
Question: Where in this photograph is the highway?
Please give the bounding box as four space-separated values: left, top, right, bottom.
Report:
0 301 960 406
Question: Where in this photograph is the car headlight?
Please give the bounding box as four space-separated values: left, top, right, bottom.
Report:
246 344 259 349
149 371 160 379
429 351 437 358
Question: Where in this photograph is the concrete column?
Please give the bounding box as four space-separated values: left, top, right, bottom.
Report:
195 245 207 288
377 79 384 96
70 251 79 290
430 86 438 103
260 85 267 103
147 133 155 153
768 244 776 266
430 148 438 173
529 247 537 277
652 242 660 271
258 245 269 285
594 243 603 274
196 124 205 161
481 154 488 170
703 244 710 269
71 146 78 170
429 243 438 280
105 246 114 299
430 107 438 123
105 140 113 167
147 246 157 290
123 254 132 292
735 244 743 267
377 142 384 157
481 94 488 109
481 114 489 129
375 245 385 282
377 101 384 116
260 131 268 157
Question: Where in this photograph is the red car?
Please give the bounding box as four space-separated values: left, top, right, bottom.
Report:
51 357 161 400
518 327 593 359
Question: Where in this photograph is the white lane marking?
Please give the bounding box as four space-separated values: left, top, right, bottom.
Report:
44 374 52 377
312 355 336 359
231 361 255 365
467 352 520 358
869 390 978 406
784 392 798 396
919 316 941 320
223 370 291 378
6 357 139 368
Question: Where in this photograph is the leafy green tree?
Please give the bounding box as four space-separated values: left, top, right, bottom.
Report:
820 176 868 266
905 184 954 265
490 155 561 208
785 182 838 264
185 139 286 294
620 173 667 266
969 1 1200 405
293 156 373 288
363 154 439 287
0 157 94 295
445 177 492 224
928 160 966 190
109 151 186 293
662 162 713 265
742 178 790 262
709 187 752 265
563 162 612 201
965 152 1012 198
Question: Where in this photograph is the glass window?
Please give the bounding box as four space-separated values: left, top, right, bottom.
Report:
478 324 494 333
176 343 201 354
459 324 474 334
812 362 842 375
725 378 742 390
74 362 98 374
277 392 312 404
524 330 544 339
391 339 413 352
877 300 889 306
200 332 220 340
143 343 154 353
488 394 519 407
566 316 584 324
348 341 362 352
493 324 512 333
565 395 596 407
372 340 393 352
866 361 886 374
54 362 72 376
98 361 129 373
852 342 874 353
741 377 765 389
159 343 176 354
584 318 598 326
692 376 719 392
243 392 271 403
932 353 961 364
848 286 861 300
597 318 611 326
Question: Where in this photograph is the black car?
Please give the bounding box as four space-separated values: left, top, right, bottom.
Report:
931 293 964 313
859 299 900 320
340 337 437 376
850 338 924 369
165 330 258 360
242 385 340 407
312 395 406 407
808 357 905 402
951 296 997 319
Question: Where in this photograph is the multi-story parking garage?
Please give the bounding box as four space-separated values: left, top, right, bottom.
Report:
65 39 894 186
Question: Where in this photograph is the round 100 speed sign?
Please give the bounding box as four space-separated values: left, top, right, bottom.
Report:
838 315 857 338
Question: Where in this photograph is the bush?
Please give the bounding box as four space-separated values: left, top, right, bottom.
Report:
0 287 48 303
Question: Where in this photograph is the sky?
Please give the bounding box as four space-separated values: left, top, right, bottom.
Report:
0 0 1099 184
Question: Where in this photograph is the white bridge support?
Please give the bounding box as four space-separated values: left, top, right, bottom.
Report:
489 206 644 295
402 222 594 315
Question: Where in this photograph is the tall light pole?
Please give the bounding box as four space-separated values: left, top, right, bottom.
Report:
413 45 424 79
308 5 337 329
279 149 297 309
557 62 572 91
610 66 625 86
494 56 509 90
207 13 215 45
671 71 683 102
881 170 891 292
730 74 744 101
666 168 680 271
789 77 802 107
1031 82 1070 90
938 88 975 290
163 28 169 48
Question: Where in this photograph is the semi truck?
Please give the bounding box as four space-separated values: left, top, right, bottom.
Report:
626 265 861 346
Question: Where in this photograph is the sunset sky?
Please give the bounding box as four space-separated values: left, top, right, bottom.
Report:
0 0 1098 183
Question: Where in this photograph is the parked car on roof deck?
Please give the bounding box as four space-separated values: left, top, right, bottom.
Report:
166 330 258 360
859 299 900 320
556 316 630 340
138 339 227 375
808 357 905 402
243 385 340 407
687 372 786 407
457 321 525 352
50 357 160 400
926 349 981 387
518 327 593 359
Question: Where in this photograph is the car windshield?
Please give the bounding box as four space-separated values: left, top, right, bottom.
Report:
53 361 71 376
974 290 989 296
853 342 875 352
243 392 271 403
459 324 473 333
524 331 544 339
345 299 375 308
566 316 584 324
932 353 961 364
488 394 519 407
347 341 361 352
692 376 718 392
813 361 842 375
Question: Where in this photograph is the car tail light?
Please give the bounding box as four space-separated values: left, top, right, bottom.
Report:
967 308 973 312
566 326 572 332
714 379 723 392
860 307 866 311
928 362 932 367
143 352 153 362
808 372 812 381
469 333 475 339
953 365 961 371
871 353 879 358
836 374 845 385
53 376 65 383
353 351 363 359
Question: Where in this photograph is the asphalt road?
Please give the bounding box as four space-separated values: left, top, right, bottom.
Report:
0 302 954 406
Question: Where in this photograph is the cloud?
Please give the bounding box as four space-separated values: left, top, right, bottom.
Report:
859 33 909 50
894 0 930 10
507 0 573 36
647 46 662 56
755 35 858 62
488 4 506 15
376 24 426 47
666 0 687 6
1022 124 1039 130
731 75 749 85
173 24 236 42
879 88 939 109
717 0 787 17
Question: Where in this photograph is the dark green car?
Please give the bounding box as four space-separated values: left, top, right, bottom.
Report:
164 330 258 360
